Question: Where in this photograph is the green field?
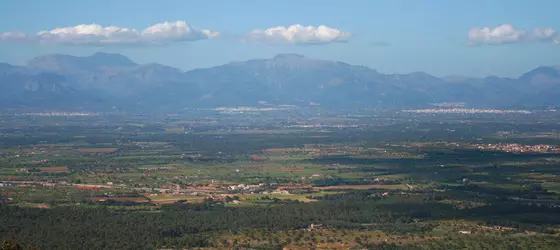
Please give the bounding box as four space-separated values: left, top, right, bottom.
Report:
1 110 560 249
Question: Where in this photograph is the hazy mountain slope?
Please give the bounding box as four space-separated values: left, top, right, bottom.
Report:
185 53 424 107
0 66 110 109
1 53 559 110
27 52 138 73
26 53 188 97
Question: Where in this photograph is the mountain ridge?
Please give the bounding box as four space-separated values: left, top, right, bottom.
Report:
1 53 559 111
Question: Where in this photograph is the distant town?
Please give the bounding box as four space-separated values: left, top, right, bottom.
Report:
403 108 532 114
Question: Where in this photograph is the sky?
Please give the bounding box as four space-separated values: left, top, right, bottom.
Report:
0 0 559 78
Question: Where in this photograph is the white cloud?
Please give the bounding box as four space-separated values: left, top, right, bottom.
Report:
0 21 218 45
139 21 219 43
0 31 27 40
244 24 350 45
468 24 559 45
532 27 557 40
468 24 527 45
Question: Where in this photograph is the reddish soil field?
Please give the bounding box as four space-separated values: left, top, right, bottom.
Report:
75 185 102 190
31 160 49 164
37 204 50 209
0 192 24 196
39 167 68 172
249 155 267 161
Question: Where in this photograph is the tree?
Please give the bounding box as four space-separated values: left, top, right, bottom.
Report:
354 236 362 244
528 184 543 192
225 196 234 203
1 240 23 250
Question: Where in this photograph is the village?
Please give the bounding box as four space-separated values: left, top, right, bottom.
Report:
0 174 399 206
475 143 559 153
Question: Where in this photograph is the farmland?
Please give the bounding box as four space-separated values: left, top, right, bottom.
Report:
77 148 120 154
0 108 560 249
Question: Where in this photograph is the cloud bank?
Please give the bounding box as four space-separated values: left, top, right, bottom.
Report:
0 21 219 45
468 24 558 45
243 24 350 45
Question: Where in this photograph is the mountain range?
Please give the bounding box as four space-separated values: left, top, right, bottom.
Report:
1 52 559 111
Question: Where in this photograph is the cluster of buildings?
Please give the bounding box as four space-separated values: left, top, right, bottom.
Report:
475 143 558 153
225 183 314 195
18 112 100 117
214 106 293 114
403 108 531 114
285 124 359 129
227 183 267 191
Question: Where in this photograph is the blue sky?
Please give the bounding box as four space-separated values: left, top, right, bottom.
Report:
0 0 559 77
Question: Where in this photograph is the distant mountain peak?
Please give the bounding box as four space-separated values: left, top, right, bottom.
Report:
0 62 15 69
88 52 137 67
3 52 560 110
130 63 185 75
92 52 120 57
27 52 138 73
518 66 559 84
521 66 559 77
441 75 472 83
404 71 437 79
273 53 306 60
91 51 133 59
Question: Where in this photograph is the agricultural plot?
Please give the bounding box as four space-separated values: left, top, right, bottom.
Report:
1 110 560 249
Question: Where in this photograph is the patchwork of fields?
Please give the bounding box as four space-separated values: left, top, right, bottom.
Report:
0 110 559 249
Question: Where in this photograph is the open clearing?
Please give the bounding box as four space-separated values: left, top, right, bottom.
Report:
39 167 69 172
88 197 150 203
